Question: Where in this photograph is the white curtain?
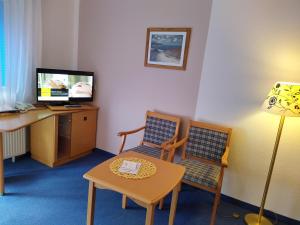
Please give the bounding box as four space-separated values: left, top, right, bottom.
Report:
0 0 41 108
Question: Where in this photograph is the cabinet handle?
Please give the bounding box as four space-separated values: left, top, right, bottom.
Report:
83 116 87 121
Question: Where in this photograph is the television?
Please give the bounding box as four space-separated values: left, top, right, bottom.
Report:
36 68 94 105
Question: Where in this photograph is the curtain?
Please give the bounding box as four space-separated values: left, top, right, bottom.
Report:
0 1 5 86
0 0 41 108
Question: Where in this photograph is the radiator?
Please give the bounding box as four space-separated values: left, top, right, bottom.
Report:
3 128 27 162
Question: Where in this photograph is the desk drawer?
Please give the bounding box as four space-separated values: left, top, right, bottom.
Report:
70 110 97 157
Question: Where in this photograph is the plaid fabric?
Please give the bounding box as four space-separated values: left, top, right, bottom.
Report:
186 126 228 162
143 116 177 145
129 145 165 159
177 159 221 189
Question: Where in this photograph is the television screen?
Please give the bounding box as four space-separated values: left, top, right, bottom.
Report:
37 68 94 103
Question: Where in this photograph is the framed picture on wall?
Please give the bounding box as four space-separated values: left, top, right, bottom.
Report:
144 27 191 70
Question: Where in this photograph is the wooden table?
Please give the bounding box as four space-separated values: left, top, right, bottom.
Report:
0 106 97 195
83 151 185 225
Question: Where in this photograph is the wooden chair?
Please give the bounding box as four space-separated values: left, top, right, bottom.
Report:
118 111 180 210
167 120 232 225
118 110 180 160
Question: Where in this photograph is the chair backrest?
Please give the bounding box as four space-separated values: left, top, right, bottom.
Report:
183 120 231 163
142 111 180 147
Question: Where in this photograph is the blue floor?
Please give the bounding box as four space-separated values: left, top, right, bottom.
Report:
0 150 296 225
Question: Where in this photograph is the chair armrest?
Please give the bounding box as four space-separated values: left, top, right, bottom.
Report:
118 126 146 154
161 135 178 149
166 137 188 162
221 146 230 167
168 137 188 150
160 135 177 161
118 126 146 137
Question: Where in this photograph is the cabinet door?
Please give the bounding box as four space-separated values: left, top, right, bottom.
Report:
30 115 57 167
70 110 97 157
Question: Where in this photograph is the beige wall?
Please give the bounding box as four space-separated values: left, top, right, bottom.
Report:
195 0 300 220
78 0 212 153
41 0 79 69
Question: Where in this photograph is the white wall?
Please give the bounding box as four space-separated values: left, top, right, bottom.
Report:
41 0 79 69
195 0 300 220
78 0 212 154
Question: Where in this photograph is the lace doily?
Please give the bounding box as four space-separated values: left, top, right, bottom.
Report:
109 157 157 179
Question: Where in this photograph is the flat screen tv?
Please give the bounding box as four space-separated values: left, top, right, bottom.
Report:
36 68 94 104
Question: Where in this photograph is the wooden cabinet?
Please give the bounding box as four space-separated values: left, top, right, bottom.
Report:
30 108 98 167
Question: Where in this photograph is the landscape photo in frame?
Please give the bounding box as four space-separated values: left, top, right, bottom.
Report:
144 28 191 70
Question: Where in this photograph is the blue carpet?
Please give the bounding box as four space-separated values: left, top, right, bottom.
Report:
0 149 297 225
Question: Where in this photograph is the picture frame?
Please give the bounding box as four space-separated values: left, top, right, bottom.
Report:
144 27 191 70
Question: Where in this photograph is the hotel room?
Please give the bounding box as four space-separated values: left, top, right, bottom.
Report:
0 0 299 225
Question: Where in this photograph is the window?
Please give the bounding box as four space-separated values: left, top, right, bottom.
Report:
0 0 5 86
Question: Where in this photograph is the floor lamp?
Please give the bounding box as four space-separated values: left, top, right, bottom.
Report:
244 82 300 225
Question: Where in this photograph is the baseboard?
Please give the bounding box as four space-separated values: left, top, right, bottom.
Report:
221 194 300 225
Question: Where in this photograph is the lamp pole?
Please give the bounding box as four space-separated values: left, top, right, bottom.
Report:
244 115 285 225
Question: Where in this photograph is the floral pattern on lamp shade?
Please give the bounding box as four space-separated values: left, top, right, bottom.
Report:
262 82 300 117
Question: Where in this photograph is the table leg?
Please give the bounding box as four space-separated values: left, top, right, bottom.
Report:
0 132 4 195
145 204 155 225
168 183 180 225
87 181 96 225
122 194 127 209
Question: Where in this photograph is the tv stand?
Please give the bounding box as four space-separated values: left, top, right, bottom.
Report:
64 104 82 108
30 106 98 167
47 104 94 111
47 102 66 106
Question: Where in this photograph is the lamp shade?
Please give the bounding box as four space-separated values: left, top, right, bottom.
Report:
262 82 300 117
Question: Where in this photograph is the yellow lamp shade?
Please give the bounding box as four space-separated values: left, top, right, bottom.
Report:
262 82 300 117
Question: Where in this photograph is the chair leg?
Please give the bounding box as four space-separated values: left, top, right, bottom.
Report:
210 192 221 225
159 198 164 210
217 193 221 206
122 194 127 209
178 183 182 192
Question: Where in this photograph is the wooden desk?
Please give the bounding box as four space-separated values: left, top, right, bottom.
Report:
83 151 185 225
0 106 98 195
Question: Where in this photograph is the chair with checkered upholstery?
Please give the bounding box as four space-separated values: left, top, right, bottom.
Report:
118 111 180 210
118 111 180 160
167 120 232 225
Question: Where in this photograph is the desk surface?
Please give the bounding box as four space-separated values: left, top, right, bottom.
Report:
0 106 98 132
83 151 185 204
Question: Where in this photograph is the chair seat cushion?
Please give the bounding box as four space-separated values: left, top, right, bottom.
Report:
177 159 221 189
129 145 163 159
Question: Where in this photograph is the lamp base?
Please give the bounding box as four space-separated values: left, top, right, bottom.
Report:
244 213 273 225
